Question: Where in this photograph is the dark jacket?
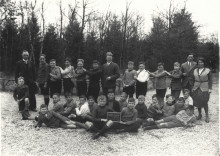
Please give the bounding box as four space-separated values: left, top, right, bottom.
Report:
87 68 102 87
107 100 121 112
13 84 29 101
15 60 36 83
169 70 182 90
92 105 114 121
181 61 197 87
135 103 148 119
102 62 120 88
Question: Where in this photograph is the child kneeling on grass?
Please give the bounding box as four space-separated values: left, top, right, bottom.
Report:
143 105 196 130
35 104 76 130
86 95 114 140
13 76 30 120
111 98 141 133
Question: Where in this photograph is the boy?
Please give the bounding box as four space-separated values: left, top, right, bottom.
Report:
60 92 77 117
122 61 137 98
87 95 114 139
51 93 64 114
48 59 62 98
143 105 196 130
119 92 128 111
183 89 193 107
147 94 163 120
111 98 141 133
87 96 98 115
87 60 102 102
174 97 186 114
135 95 148 122
35 104 76 130
166 62 182 101
106 91 121 112
162 94 175 117
13 76 30 120
68 95 90 123
37 54 50 106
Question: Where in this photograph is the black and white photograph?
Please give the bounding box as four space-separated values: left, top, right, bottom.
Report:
0 0 219 155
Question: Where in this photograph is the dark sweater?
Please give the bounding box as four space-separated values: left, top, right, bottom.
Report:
61 100 77 116
169 70 182 90
147 104 163 120
13 84 29 101
36 111 68 128
102 62 120 88
135 103 148 119
87 69 102 86
121 107 138 122
92 105 114 121
107 100 121 112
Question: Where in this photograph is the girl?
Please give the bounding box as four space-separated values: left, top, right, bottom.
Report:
192 57 212 123
135 62 150 98
59 57 75 94
74 59 87 96
149 62 167 105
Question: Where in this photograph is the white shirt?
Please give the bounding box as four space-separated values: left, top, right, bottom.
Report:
75 102 90 117
185 96 193 106
136 69 150 82
198 68 204 75
60 66 75 78
23 59 28 64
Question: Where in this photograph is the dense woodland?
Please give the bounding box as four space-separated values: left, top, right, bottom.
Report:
0 0 219 75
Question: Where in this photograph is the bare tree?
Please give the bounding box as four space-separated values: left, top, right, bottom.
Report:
40 1 45 55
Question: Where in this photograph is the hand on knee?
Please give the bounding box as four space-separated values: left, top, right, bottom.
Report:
85 121 93 127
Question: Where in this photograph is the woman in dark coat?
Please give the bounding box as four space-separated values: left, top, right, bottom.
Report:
192 57 212 123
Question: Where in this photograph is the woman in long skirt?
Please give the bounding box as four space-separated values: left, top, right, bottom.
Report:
192 57 212 123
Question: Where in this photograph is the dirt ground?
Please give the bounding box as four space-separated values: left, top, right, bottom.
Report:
1 74 219 156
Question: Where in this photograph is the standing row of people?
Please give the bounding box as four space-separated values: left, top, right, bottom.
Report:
15 51 212 122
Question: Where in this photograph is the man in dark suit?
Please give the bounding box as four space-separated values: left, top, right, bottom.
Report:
15 50 37 111
102 52 120 96
181 54 197 92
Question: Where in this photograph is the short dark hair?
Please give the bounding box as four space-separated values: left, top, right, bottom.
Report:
128 98 135 103
79 95 87 100
40 104 47 109
92 60 99 64
65 57 71 62
183 89 190 94
139 61 145 66
197 57 206 66
50 59 56 62
186 105 194 111
157 62 164 67
64 92 72 97
152 94 158 99
107 89 115 95
88 96 95 100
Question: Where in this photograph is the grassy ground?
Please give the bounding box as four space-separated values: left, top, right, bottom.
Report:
1 74 219 156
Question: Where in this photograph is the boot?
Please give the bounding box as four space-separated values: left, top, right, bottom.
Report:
143 125 158 131
196 114 202 120
75 122 88 129
87 125 99 133
205 116 209 123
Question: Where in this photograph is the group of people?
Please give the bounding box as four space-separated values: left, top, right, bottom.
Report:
13 50 212 139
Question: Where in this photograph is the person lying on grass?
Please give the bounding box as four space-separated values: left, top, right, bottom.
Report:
60 92 77 117
85 95 114 140
13 76 30 120
147 94 163 121
51 93 64 113
143 105 196 130
111 98 141 133
35 104 76 130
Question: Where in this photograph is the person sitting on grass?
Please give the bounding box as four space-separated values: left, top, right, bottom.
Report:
174 97 187 114
183 89 193 107
68 95 90 123
51 93 64 114
86 95 114 140
111 98 141 133
87 96 98 116
135 95 148 123
162 94 175 117
13 76 30 120
147 94 163 121
106 91 121 112
143 105 196 130
34 104 76 130
60 92 77 117
119 92 128 111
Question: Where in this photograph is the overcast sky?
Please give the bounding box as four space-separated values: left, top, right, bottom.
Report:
16 0 220 39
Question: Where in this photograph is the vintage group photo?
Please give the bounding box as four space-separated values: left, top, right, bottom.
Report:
0 0 219 155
